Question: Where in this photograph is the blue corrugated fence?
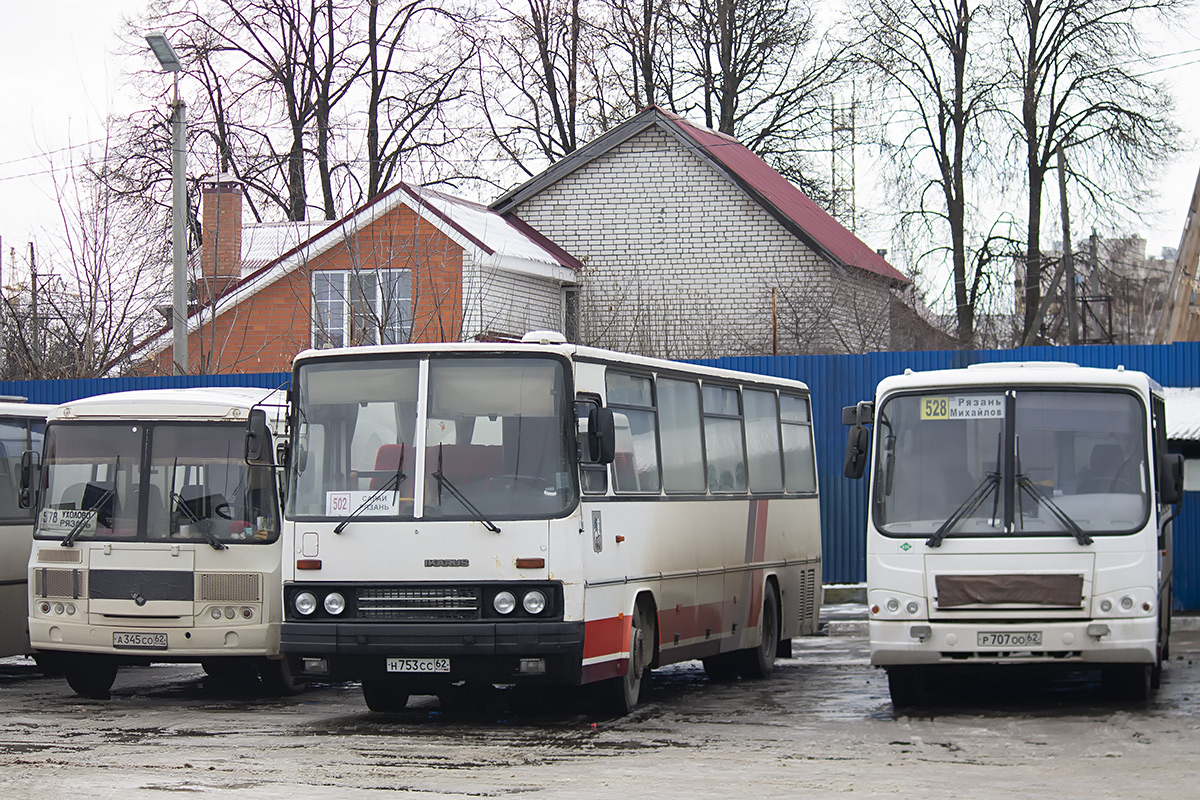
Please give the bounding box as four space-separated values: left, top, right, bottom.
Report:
4 342 1198 607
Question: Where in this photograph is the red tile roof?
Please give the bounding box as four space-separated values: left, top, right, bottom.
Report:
655 108 907 284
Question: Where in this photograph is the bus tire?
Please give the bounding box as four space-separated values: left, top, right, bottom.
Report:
260 658 304 696
600 599 655 716
701 652 740 682
32 651 64 677
64 654 118 700
362 679 409 713
737 583 780 680
1102 663 1151 702
886 665 925 711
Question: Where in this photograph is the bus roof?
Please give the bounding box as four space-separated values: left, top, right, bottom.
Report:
875 361 1160 397
49 387 285 423
0 400 55 419
292 341 811 392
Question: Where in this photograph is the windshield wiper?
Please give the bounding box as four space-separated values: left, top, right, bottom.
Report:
334 445 407 534
927 432 1003 548
170 491 227 551
61 486 115 547
431 443 501 533
1016 476 1092 545
925 471 1001 548
62 457 119 548
1015 436 1092 545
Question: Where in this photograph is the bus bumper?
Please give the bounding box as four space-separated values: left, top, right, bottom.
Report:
281 620 586 685
869 617 1158 666
29 617 276 659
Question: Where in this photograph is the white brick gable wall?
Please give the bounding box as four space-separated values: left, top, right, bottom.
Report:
508 126 891 358
461 254 566 340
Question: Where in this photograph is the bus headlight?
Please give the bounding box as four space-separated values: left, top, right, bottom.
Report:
905 601 920 615
294 591 317 616
1120 596 1134 610
886 598 900 613
324 592 346 615
523 590 547 614
1100 599 1113 613
493 591 516 615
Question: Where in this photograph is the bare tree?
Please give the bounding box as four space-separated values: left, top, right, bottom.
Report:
1002 0 1181 342
1 140 171 379
852 0 1000 347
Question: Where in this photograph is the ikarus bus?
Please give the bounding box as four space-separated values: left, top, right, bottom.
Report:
0 398 54 663
24 387 290 699
843 362 1185 707
258 333 823 714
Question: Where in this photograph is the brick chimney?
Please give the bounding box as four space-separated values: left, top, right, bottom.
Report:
199 176 244 305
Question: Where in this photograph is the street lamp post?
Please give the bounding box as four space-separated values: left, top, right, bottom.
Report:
145 32 188 375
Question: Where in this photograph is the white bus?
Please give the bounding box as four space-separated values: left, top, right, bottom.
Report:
0 398 54 662
24 387 290 699
258 333 822 714
843 362 1185 707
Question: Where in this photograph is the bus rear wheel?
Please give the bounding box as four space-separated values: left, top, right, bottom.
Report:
738 585 780 679
362 679 410 713
64 654 118 700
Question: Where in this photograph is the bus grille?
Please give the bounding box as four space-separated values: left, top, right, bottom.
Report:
34 568 85 599
198 572 262 603
356 586 482 620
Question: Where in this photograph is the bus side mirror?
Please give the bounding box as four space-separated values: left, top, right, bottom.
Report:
245 409 273 466
1159 453 1184 505
18 450 38 509
587 407 616 464
844 425 870 479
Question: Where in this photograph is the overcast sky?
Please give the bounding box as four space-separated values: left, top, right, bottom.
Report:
2 1 1200 298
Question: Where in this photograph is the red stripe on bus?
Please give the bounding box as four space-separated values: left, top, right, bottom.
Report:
582 615 630 660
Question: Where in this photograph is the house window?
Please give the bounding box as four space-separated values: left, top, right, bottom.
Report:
313 269 411 348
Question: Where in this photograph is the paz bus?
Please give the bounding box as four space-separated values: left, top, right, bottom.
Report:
842 362 1185 707
257 332 823 714
24 387 290 699
0 398 53 662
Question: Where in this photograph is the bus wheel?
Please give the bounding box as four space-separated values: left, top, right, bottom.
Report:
886 666 925 711
65 654 118 700
260 658 304 696
738 584 780 679
362 679 410 713
601 601 655 716
32 651 64 677
701 653 740 682
1102 664 1151 702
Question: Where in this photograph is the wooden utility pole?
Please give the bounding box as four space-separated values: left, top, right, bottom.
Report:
1154 165 1200 343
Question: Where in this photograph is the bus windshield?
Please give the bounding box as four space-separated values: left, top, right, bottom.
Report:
35 422 280 545
873 389 1148 538
289 354 578 521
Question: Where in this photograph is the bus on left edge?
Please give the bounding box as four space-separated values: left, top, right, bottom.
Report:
0 397 54 665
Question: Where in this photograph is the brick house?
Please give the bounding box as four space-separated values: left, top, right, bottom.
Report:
491 106 915 358
137 179 580 374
